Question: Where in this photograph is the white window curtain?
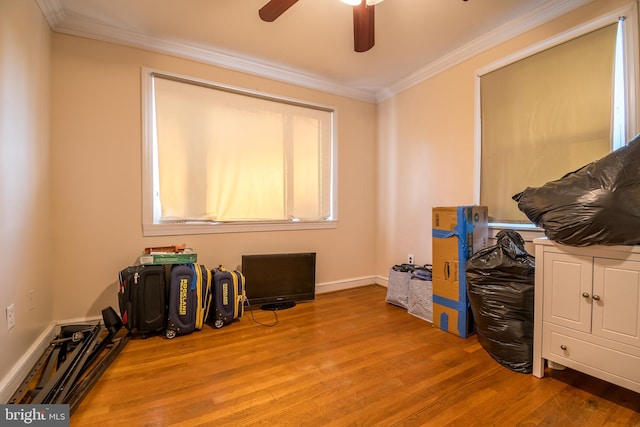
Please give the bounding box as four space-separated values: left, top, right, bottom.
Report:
151 75 333 223
612 17 627 150
480 23 619 223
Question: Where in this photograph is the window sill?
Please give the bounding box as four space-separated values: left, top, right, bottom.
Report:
488 222 543 231
488 222 545 242
142 220 338 237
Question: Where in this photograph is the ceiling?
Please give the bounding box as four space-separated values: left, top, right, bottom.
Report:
37 0 590 102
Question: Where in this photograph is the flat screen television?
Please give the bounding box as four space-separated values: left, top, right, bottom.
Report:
242 252 316 311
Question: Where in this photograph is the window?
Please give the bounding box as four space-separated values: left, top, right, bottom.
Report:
142 71 337 236
477 8 638 224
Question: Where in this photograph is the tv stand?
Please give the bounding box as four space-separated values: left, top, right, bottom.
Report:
261 301 296 311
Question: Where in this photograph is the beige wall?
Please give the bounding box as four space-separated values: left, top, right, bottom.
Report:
375 0 638 277
49 35 378 321
0 0 52 381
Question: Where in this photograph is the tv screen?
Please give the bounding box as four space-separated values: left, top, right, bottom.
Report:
242 252 316 311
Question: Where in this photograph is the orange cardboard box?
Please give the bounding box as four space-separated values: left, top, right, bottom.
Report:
432 206 488 337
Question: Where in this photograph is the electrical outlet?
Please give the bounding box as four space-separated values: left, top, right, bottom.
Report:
408 254 415 264
6 304 15 330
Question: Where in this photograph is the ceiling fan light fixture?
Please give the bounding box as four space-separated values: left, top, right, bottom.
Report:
365 0 384 5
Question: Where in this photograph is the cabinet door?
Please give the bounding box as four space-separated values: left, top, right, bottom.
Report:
543 252 593 333
593 258 640 347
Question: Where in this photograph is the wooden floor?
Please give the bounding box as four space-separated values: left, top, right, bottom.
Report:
71 285 640 426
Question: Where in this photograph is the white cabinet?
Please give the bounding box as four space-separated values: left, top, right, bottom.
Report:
533 238 640 393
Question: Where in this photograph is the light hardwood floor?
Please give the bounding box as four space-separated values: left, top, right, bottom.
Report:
71 285 640 426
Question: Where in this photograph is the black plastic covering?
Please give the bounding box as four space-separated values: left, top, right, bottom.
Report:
513 134 640 246
466 230 535 373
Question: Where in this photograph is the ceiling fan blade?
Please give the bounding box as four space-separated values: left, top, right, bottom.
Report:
353 2 375 53
259 0 299 22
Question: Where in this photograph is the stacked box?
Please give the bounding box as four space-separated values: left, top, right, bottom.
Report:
139 252 197 265
432 206 488 337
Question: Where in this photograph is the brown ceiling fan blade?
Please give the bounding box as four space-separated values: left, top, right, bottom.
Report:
353 3 375 53
259 0 299 22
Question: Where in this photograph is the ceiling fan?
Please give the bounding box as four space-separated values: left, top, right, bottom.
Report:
259 0 382 53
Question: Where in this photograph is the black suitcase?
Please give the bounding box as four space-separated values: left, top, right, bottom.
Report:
165 264 211 338
118 265 166 337
209 265 245 329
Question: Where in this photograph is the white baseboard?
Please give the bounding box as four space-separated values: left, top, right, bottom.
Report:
316 276 378 294
0 322 57 404
0 316 103 404
375 275 388 287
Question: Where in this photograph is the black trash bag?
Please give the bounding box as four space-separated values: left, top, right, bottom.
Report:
466 230 535 373
513 134 640 246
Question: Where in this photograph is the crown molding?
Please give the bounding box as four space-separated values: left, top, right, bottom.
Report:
375 0 594 102
37 0 594 104
36 0 65 28
37 1 377 103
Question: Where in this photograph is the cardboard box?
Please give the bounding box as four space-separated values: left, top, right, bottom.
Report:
432 303 474 337
432 206 488 337
139 252 198 265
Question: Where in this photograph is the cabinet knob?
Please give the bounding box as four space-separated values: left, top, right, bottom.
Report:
592 294 601 301
582 292 590 298
560 345 568 351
